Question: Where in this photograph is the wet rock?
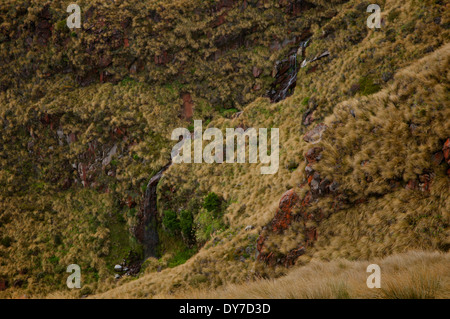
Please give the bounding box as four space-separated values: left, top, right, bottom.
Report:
267 45 301 103
135 163 171 258
301 50 330 68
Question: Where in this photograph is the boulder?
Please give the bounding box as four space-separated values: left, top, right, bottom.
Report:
303 123 327 144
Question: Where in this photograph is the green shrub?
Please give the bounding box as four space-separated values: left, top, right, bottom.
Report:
162 210 180 235
195 208 226 243
180 210 194 242
203 192 222 214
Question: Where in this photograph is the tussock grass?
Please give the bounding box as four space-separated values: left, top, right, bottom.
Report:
1 0 449 298
163 251 449 299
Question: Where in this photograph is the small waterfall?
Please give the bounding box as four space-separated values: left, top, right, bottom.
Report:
277 53 298 102
267 40 309 103
135 162 171 258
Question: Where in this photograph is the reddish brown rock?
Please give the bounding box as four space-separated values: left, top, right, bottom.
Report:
181 93 194 120
271 189 300 233
256 234 265 254
432 151 444 166
0 279 8 291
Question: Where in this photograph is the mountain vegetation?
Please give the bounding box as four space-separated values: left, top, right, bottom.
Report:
0 0 448 298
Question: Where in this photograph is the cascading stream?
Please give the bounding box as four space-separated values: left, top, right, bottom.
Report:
135 162 171 258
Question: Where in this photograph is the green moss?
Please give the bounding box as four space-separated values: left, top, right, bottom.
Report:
358 76 381 96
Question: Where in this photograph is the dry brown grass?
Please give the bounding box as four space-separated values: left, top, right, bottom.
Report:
162 250 450 299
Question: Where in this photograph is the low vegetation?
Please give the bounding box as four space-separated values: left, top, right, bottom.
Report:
0 0 448 298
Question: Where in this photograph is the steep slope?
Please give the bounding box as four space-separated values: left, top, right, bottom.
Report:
0 0 449 298
92 17 449 299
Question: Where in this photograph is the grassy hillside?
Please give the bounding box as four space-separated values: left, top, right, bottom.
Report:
0 0 448 298
163 251 450 299
88 39 449 299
